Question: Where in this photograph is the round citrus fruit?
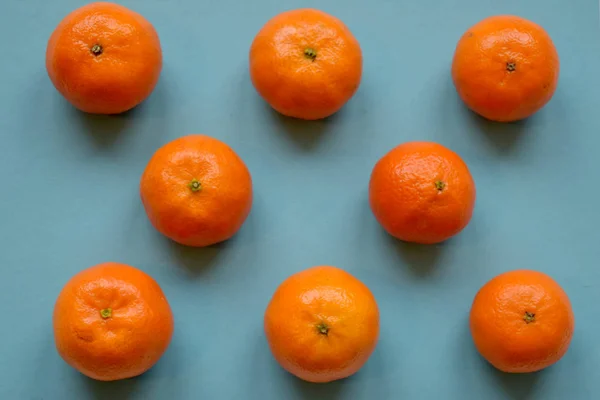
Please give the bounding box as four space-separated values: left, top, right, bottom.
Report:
140 134 253 247
46 2 162 114
452 15 559 122
250 8 362 120
470 269 575 373
264 265 379 383
53 262 174 381
369 141 476 244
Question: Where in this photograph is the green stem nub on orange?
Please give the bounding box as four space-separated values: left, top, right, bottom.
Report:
316 322 330 336
188 179 202 192
304 47 317 61
91 44 103 56
435 181 446 191
100 308 112 319
506 62 516 72
523 311 535 324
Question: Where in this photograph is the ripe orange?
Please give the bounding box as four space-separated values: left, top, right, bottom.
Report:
140 135 253 247
46 2 162 114
452 15 559 122
470 270 575 373
249 8 362 120
369 141 476 244
53 262 174 381
264 266 380 383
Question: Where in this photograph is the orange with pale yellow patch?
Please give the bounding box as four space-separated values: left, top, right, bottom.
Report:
470 269 575 373
452 15 559 122
53 262 174 381
264 266 380 383
250 8 362 120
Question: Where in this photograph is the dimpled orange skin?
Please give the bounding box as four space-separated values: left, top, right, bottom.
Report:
140 135 253 247
470 270 574 373
53 263 174 381
264 266 380 383
46 2 162 114
369 141 476 244
249 8 363 120
451 15 559 122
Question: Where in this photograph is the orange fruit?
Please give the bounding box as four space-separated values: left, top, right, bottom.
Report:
249 8 362 120
53 262 174 381
470 270 575 373
264 266 379 383
140 134 253 247
452 15 559 122
369 141 476 244
46 2 162 114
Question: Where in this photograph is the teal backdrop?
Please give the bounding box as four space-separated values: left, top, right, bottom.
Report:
1 0 599 399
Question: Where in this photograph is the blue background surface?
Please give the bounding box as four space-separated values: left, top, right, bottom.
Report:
1 0 599 399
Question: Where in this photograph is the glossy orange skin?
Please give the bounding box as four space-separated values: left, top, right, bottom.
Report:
452 15 559 122
53 263 174 381
369 141 476 244
250 8 362 120
46 2 162 114
140 135 253 247
470 270 575 373
264 266 380 383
